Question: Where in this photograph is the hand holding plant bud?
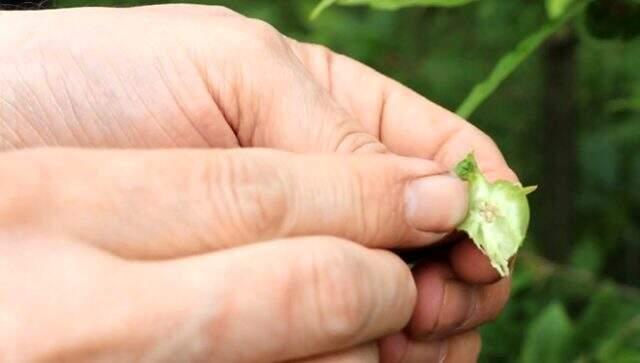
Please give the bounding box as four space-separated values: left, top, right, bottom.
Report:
0 4 523 361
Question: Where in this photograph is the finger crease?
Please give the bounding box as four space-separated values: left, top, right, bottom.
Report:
377 87 388 142
460 286 479 331
324 47 334 96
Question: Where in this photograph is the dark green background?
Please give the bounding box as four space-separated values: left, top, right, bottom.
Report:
52 0 640 361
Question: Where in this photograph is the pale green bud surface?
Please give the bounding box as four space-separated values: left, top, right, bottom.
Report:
455 153 537 277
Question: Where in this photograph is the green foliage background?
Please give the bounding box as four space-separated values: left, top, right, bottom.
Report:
54 0 640 361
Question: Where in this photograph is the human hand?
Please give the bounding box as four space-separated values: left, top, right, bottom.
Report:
0 147 476 362
2 236 416 362
0 5 516 361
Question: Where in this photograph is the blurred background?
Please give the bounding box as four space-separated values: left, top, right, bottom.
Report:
45 0 640 361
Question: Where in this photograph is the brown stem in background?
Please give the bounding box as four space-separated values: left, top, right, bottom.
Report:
540 29 578 261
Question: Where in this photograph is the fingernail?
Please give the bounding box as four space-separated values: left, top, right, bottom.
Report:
405 175 468 233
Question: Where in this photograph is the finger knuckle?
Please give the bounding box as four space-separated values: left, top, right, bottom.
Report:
348 166 383 244
243 18 287 52
305 239 374 343
303 43 335 67
332 123 385 154
350 158 408 246
204 151 289 240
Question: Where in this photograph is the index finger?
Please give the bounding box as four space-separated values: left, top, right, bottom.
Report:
288 39 518 182
290 40 519 283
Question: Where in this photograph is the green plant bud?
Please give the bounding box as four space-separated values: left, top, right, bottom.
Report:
455 153 537 277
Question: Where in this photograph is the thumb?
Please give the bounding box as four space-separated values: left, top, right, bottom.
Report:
1 148 468 258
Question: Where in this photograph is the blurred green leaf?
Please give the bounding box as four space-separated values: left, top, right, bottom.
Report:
456 0 591 119
310 0 338 19
520 303 574 363
512 264 535 295
546 0 575 18
596 316 640 362
570 237 603 273
606 118 640 146
311 0 477 19
605 351 640 363
336 0 478 9
606 97 640 113
579 133 620 189
574 285 625 353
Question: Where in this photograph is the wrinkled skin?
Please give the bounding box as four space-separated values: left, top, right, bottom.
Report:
0 5 517 362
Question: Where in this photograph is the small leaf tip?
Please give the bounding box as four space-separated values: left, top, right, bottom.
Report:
454 152 478 181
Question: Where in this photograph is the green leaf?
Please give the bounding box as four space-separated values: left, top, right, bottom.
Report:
569 237 603 273
336 0 478 10
310 0 477 19
574 285 624 353
454 153 535 276
456 0 591 119
546 0 575 18
596 315 640 362
310 0 339 20
511 264 535 295
606 351 640 363
519 303 574 363
606 97 640 113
